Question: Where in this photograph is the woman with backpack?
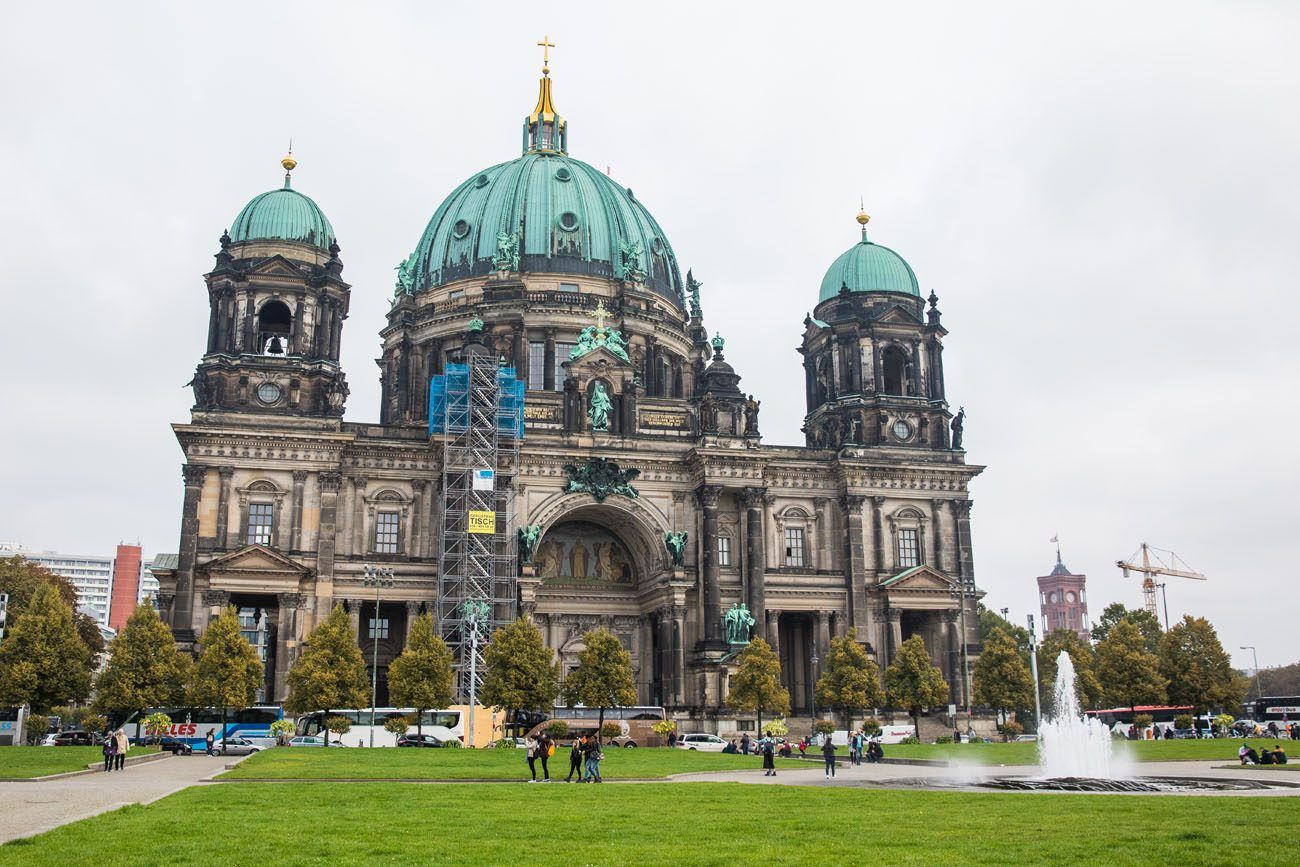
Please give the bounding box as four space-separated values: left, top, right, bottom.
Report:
536 732 552 782
761 731 776 777
524 734 540 782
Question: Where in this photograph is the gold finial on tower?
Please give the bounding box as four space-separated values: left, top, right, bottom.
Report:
281 141 297 188
856 197 870 239
537 34 556 76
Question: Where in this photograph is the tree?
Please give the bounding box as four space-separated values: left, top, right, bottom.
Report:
1038 628 1103 711
974 627 1034 725
884 634 949 736
383 715 410 737
1095 619 1167 713
1257 661 1300 697
192 605 264 745
565 629 637 736
815 635 884 728
326 715 353 744
388 613 454 737
726 638 790 734
0 555 101 660
1092 603 1162 653
480 617 560 735
93 601 192 723
1159 615 1244 715
285 604 368 744
977 603 1031 654
0 583 92 711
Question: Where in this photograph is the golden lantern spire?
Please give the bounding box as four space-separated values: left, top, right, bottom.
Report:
525 36 567 154
537 34 555 76
281 140 297 189
856 197 870 240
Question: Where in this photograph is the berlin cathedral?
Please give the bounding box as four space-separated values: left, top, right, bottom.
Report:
156 53 985 728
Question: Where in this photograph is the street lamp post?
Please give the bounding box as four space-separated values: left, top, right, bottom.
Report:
810 640 820 732
1027 614 1042 733
1157 583 1170 631
1240 645 1262 704
463 599 491 749
362 564 395 748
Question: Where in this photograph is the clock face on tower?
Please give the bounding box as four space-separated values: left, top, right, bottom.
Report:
891 419 912 441
257 382 283 405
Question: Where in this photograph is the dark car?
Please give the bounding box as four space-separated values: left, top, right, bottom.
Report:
52 730 101 746
159 736 193 755
396 733 444 748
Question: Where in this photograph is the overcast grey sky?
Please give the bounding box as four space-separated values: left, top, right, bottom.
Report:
2 1 1296 668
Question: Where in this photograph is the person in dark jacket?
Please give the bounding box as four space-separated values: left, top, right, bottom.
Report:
537 733 552 782
761 732 776 777
566 736 585 782
584 736 603 783
822 735 838 778
740 732 751 755
102 736 116 772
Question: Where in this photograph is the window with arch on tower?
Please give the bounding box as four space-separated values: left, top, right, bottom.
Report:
257 299 293 356
882 346 908 396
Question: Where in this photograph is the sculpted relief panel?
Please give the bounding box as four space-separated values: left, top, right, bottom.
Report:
536 521 635 585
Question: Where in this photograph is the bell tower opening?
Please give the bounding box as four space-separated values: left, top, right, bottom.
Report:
257 300 292 356
882 346 907 395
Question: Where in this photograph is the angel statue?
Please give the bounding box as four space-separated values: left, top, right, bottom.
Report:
588 382 613 432
517 524 543 564
663 530 688 569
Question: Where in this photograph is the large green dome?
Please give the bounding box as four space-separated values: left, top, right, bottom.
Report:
818 232 919 303
405 152 684 306
230 179 336 251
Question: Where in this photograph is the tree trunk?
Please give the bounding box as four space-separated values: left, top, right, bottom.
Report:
757 710 764 737
598 706 606 743
416 707 423 738
912 708 921 740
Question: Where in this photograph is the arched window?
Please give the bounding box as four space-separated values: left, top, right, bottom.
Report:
882 346 908 395
257 300 293 356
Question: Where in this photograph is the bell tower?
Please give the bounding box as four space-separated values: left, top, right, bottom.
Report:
189 152 351 419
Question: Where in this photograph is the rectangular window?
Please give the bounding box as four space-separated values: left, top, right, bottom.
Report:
553 343 574 390
374 511 400 554
528 342 546 390
737 719 756 731
559 282 579 293
784 527 805 567
897 529 920 569
717 536 732 567
368 617 389 640
247 503 274 546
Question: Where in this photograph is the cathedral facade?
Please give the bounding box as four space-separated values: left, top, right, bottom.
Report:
156 63 985 726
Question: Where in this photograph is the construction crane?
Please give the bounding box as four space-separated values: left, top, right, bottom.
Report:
1116 543 1207 618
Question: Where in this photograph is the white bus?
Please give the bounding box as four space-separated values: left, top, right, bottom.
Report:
295 707 465 747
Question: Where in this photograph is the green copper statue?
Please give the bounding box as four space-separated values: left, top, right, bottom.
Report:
492 231 520 271
394 251 418 296
724 602 756 645
589 383 612 431
517 524 542 564
664 530 688 568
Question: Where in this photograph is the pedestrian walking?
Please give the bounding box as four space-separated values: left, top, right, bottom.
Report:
205 729 215 755
114 729 129 770
822 734 837 778
102 734 116 772
740 732 751 755
848 732 861 766
537 732 552 782
524 734 540 782
761 731 776 777
566 736 585 782
584 736 603 783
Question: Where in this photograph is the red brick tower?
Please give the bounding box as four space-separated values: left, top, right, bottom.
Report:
1037 542 1089 641
109 544 142 631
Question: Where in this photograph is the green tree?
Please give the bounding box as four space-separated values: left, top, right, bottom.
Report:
285 604 368 744
726 638 790 734
383 715 410 736
1159 615 1245 715
0 583 92 711
977 603 1031 654
564 628 636 736
0 555 103 660
815 635 884 728
974 627 1034 725
192 605 264 745
884 634 950 736
1257 661 1300 697
93 601 192 723
1038 628 1104 711
1095 619 1167 713
388 613 455 737
480 617 560 735
1092 602 1162 653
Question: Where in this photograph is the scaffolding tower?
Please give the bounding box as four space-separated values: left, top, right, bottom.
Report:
431 348 524 702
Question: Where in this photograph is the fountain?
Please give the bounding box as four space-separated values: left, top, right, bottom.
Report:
1037 651 1124 779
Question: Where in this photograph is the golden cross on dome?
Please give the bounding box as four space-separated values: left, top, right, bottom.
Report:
537 34 556 74
592 299 610 334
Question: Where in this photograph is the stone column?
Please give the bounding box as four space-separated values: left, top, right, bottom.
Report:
765 609 780 655
886 609 903 665
740 487 766 620
637 615 653 702
351 476 368 556
840 495 870 643
952 500 974 589
696 485 723 645
290 471 307 552
813 498 829 570
944 609 961 702
316 472 342 605
910 339 923 395
347 598 362 637
215 466 234 550
656 610 673 707
410 479 426 558
274 593 304 702
871 496 886 580
816 610 832 680
172 464 207 641
202 589 230 632
543 328 556 391
405 601 422 644
930 499 945 572
672 605 687 705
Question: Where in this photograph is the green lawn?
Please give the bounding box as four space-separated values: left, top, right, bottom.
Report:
220 745 799 780
0 746 157 779
4 782 1297 864
885 738 1251 766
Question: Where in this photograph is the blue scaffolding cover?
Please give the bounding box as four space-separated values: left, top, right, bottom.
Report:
429 363 525 439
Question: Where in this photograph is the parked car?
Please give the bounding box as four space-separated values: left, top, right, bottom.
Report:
675 733 728 752
159 736 193 755
52 730 101 747
396 733 443 748
218 736 263 756
288 736 349 747
39 733 59 746
1013 734 1038 743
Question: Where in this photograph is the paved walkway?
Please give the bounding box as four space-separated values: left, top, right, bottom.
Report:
0 754 239 844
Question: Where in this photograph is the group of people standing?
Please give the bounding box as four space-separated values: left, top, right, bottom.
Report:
101 729 130 772
523 732 605 783
846 730 885 765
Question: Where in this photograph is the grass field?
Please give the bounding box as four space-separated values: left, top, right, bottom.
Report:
0 746 158 779
220 745 801 780
4 781 1297 864
885 738 1248 765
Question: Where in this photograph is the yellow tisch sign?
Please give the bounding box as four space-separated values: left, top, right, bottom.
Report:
468 511 497 534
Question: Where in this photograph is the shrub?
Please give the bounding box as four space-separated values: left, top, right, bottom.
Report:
935 735 953 744
600 721 622 740
269 719 296 745
813 719 835 736
1174 714 1194 731
383 715 410 736
325 716 353 737
545 720 569 739
899 735 919 745
651 719 677 739
24 714 50 744
998 720 1024 741
443 737 464 748
492 737 514 749
142 712 173 742
82 713 108 736
1132 714 1153 729
1214 713 1235 734
765 719 789 737
860 717 882 736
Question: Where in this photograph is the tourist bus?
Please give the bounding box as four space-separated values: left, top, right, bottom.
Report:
1084 704 1194 733
123 705 284 748
525 705 667 748
1248 696 1300 724
295 707 499 747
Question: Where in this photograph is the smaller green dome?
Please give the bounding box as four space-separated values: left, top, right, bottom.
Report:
230 176 336 251
818 235 919 302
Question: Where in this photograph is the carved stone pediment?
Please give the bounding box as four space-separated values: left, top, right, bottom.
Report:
246 255 306 279
198 544 311 593
878 564 956 593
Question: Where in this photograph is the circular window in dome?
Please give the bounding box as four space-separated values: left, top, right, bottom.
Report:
452 219 471 239
554 167 572 182
474 174 489 188
558 212 579 232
